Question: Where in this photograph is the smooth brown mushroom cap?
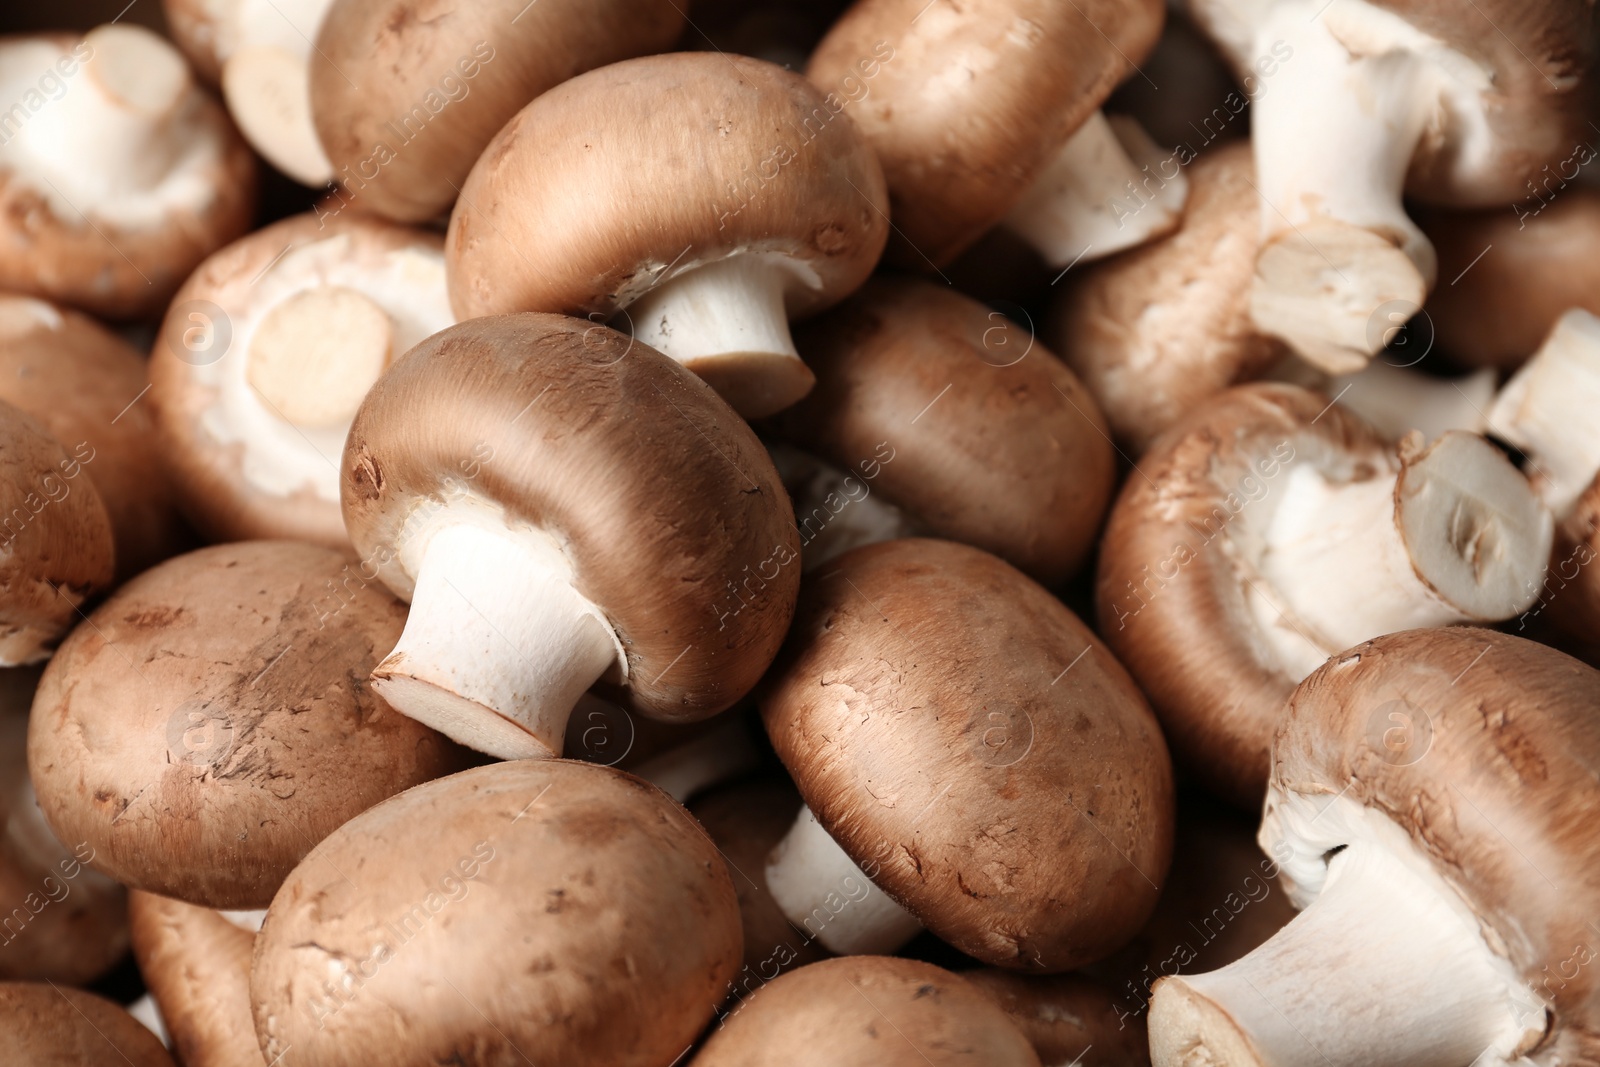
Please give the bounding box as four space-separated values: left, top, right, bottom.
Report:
0 981 175 1067
962 969 1150 1067
26 540 467 909
806 0 1165 266
446 53 887 322
1272 627 1600 1055
695 956 1041 1066
128 892 262 1067
0 399 114 665
1051 140 1285 453
251 760 742 1067
773 276 1116 585
0 295 186 579
310 0 685 223
763 538 1174 971
342 312 800 722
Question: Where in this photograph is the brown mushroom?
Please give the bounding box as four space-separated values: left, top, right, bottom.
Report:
150 211 453 548
341 313 800 760
0 982 175 1066
963 970 1150 1067
0 25 257 319
310 0 686 223
695 956 1042 1066
446 53 889 418
1150 628 1600 1067
251 759 742 1066
26 540 467 909
128 892 262 1067
161 0 225 84
761 538 1174 970
1098 383 1552 804
768 277 1116 586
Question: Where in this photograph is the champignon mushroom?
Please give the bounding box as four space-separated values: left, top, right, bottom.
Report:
0 982 175 1066
0 666 127 985
767 277 1116 586
0 25 256 319
128 892 262 1067
1149 627 1600 1067
761 538 1174 970
1098 383 1552 805
251 759 742 1066
694 956 1042 1066
446 53 889 418
807 0 1179 270
309 0 686 223
962 970 1150 1067
0 295 186 579
219 0 338 186
341 313 800 760
26 540 467 909
161 0 225 84
150 211 454 547
1183 0 1595 372
0 400 113 666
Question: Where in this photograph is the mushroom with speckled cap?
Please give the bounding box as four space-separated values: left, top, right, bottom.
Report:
761 538 1174 970
1097 383 1552 805
768 277 1116 586
341 313 800 761
26 541 467 909
1150 627 1600 1067
151 212 455 548
0 982 175 1066
129 892 263 1067
694 956 1041 1066
251 759 742 1067
0 26 256 320
446 53 888 418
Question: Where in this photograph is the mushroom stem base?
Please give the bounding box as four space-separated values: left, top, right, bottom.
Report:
765 805 923 956
372 522 620 760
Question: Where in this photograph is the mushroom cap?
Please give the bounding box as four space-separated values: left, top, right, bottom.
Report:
446 53 888 323
310 0 686 223
1050 140 1285 453
690 776 831 974
0 294 187 579
342 313 801 723
251 759 742 1066
0 399 114 666
1271 627 1600 1059
161 0 225 84
762 538 1174 971
0 982 175 1067
961 970 1150 1067
26 540 467 909
806 0 1165 266
128 891 261 1067
0 31 258 320
1095 382 1391 806
772 276 1116 586
1422 189 1600 370
150 211 452 548
694 956 1041 1066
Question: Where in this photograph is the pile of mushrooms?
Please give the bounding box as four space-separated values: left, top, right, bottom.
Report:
3 1 1598 1064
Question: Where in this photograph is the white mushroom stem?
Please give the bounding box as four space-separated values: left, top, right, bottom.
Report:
624 254 818 419
220 0 335 185
1149 794 1544 1067
1329 360 1494 443
1487 309 1600 519
1248 432 1551 678
766 443 919 571
246 287 394 429
764 806 923 956
630 715 762 804
1246 0 1459 373
372 522 623 761
1002 111 1189 266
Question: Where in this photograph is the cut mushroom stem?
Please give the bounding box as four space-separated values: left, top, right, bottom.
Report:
1487 309 1600 518
630 714 762 804
1247 1 1441 373
1252 431 1550 678
1003 111 1189 266
625 255 817 419
246 287 395 428
372 521 622 761
1150 796 1543 1067
221 0 336 186
764 805 923 956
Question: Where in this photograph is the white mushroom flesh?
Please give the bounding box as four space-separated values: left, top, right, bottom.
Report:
219 0 335 185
